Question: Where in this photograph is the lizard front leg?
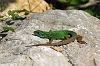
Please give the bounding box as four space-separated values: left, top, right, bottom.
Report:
46 38 53 44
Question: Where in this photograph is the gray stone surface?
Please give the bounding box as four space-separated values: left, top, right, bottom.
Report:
0 10 100 66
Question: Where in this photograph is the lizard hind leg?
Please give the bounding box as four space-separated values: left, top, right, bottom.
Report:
65 35 71 40
65 34 76 42
76 35 87 44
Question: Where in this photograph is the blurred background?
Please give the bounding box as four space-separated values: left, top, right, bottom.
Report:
0 0 100 19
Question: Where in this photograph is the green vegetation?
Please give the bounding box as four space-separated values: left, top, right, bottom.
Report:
1 6 6 11
69 0 88 5
49 0 100 19
3 26 15 32
0 16 3 18
84 9 100 19
0 26 15 40
8 9 29 19
58 0 88 5
58 0 68 3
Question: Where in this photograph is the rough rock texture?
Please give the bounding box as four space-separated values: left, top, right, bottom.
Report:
0 10 100 66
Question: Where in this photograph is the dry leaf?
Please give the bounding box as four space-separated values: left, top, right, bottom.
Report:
51 47 62 52
0 0 51 18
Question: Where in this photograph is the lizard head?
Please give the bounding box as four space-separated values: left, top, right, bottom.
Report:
33 30 46 38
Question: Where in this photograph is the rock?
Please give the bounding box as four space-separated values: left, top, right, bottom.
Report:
0 10 100 66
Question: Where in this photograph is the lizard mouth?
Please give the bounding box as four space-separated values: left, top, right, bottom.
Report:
38 35 44 38
32 34 44 38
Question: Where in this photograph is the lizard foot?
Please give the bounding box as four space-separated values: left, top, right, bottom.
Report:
76 35 87 44
78 41 87 44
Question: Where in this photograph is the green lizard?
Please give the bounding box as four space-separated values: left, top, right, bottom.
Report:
26 30 86 47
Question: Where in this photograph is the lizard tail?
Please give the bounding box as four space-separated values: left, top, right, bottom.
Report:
25 43 53 47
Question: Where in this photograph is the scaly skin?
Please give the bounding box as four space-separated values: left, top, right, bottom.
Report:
33 30 77 43
26 30 86 47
